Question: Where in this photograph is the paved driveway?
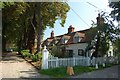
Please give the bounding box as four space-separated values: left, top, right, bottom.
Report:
0 52 49 78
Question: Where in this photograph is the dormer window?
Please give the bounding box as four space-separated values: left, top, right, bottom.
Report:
74 36 81 43
61 38 64 44
55 40 58 44
65 39 68 43
61 38 68 44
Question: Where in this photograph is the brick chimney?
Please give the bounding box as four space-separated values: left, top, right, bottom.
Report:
68 25 75 34
96 13 104 26
51 31 54 38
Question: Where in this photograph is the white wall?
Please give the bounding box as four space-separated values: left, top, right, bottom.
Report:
66 43 88 57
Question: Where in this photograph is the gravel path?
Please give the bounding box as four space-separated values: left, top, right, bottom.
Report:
0 52 50 78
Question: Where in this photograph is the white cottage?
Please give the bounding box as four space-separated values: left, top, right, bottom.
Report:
42 14 114 58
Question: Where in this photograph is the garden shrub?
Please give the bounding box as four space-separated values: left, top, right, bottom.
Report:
51 45 65 58
21 50 30 58
21 50 42 62
31 54 39 62
36 53 42 59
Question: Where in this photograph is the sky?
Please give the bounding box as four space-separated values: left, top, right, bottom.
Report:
43 0 112 40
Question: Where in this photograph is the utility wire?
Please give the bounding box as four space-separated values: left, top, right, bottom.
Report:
64 2 91 27
86 2 100 10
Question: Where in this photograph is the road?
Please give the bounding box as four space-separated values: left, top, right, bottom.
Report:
70 64 119 78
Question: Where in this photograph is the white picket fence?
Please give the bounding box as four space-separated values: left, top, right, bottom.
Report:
90 56 118 66
47 56 118 69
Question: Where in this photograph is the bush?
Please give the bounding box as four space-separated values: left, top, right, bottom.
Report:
51 45 65 58
11 47 18 51
31 54 39 62
21 50 31 58
37 53 42 59
21 50 29 54
21 50 42 62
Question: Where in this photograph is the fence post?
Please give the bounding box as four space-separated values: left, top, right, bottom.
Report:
73 57 75 66
95 64 98 69
92 57 96 66
86 57 90 66
41 46 49 69
56 57 58 67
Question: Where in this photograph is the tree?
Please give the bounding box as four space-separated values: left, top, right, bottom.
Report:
109 1 120 21
2 2 70 54
86 12 117 58
115 38 120 54
31 2 70 53
2 2 28 52
51 45 63 58
109 1 120 55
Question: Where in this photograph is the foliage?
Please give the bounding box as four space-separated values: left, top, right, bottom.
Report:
21 49 29 53
31 54 39 62
109 1 120 56
109 2 120 21
39 64 119 77
32 2 70 52
31 53 42 62
2 2 29 52
99 37 109 56
21 50 42 61
2 2 70 53
39 66 100 78
39 67 67 78
21 50 31 58
50 45 64 58
86 12 119 57
114 38 120 52
11 47 18 52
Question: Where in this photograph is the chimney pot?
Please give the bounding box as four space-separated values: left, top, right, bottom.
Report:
68 25 74 34
51 30 54 38
96 13 104 26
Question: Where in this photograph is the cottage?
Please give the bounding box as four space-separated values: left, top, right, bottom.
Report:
42 14 114 58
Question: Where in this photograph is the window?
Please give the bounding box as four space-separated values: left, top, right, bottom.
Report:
68 50 73 57
61 38 65 44
74 37 80 43
78 49 84 56
55 40 58 44
62 38 68 44
65 39 68 43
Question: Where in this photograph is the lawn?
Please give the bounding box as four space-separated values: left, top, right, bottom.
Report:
39 63 119 78
39 66 97 78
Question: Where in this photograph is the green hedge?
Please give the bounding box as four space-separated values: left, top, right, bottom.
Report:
21 50 42 62
31 53 42 62
21 50 31 58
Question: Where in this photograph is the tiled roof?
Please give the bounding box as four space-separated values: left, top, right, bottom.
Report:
42 28 96 46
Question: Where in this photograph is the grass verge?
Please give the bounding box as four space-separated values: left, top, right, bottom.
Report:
39 66 97 78
39 63 120 78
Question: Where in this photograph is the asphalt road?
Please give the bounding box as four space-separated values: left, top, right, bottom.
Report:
70 64 119 78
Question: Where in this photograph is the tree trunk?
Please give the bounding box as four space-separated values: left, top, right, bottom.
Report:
27 17 36 54
36 3 43 53
17 37 23 54
2 37 6 52
37 20 43 53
